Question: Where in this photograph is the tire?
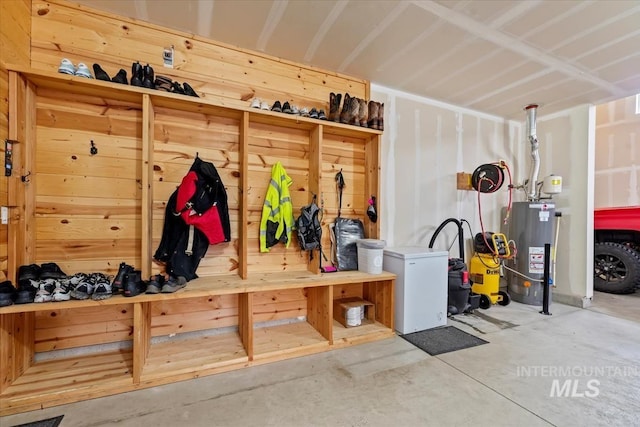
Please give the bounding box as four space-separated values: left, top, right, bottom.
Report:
594 242 640 294
498 290 511 306
479 294 491 309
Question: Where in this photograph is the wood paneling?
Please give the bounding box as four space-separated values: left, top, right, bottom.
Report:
30 0 366 111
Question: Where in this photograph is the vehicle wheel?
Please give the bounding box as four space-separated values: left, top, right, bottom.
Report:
594 242 640 294
479 294 491 309
498 290 511 306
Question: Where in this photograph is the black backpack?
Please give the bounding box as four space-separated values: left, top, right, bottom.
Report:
296 195 322 252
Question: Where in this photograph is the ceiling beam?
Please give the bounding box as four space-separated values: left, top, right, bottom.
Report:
257 0 289 52
338 2 410 72
411 0 627 97
196 0 215 38
304 0 348 62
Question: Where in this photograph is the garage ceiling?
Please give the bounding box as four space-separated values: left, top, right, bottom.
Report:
75 0 640 119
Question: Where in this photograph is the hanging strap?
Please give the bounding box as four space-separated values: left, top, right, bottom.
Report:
335 169 345 218
185 225 195 256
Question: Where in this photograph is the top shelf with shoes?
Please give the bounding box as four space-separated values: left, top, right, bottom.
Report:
6 65 383 138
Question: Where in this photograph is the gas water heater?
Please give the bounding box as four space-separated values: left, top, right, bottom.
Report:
507 105 560 305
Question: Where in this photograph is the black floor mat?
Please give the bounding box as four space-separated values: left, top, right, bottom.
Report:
12 415 64 427
401 326 488 356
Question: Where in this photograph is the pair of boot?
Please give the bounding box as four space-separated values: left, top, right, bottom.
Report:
328 93 384 130
112 262 145 297
339 93 367 127
131 61 155 89
367 101 384 131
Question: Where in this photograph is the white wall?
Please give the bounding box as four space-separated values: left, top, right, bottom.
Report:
373 83 594 308
372 84 521 259
594 94 640 208
536 105 595 307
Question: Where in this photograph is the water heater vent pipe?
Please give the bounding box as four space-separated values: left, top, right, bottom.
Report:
525 104 540 201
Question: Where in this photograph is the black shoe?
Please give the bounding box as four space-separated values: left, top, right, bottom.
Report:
161 276 187 293
15 279 37 304
171 81 185 95
112 69 128 85
17 264 41 282
112 262 133 295
123 270 145 297
131 61 143 87
0 281 15 307
271 101 282 113
142 64 155 89
282 102 293 114
318 109 327 120
40 262 67 280
182 82 199 97
93 64 111 82
309 108 318 119
146 274 165 294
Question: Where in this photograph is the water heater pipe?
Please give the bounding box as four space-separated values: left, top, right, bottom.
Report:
525 104 540 201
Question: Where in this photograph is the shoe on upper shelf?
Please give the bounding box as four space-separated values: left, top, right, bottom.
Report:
271 101 282 113
93 63 111 81
58 58 76 75
75 63 93 79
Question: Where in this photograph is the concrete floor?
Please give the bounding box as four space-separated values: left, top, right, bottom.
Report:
3 292 640 427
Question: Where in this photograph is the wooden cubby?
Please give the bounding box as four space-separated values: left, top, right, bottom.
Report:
0 67 395 416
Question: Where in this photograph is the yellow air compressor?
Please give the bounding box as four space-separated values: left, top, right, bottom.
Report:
469 232 512 309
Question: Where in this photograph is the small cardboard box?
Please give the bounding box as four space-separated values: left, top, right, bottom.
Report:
334 297 375 328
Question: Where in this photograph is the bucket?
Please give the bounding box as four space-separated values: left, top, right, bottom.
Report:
356 239 386 274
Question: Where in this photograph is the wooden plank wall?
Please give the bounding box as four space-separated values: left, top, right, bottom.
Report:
35 91 142 275
30 0 367 112
0 0 31 280
4 0 373 356
152 106 240 277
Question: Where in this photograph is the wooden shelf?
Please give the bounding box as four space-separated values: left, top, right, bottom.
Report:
1 65 392 416
253 321 329 360
7 65 382 137
0 271 395 314
0 350 133 414
141 332 248 383
332 319 395 348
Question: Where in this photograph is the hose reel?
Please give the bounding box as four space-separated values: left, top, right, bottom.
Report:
471 163 504 193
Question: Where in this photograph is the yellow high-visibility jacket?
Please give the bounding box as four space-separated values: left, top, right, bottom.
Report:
260 162 294 252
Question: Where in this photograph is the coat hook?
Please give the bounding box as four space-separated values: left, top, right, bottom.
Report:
21 171 31 183
90 140 98 156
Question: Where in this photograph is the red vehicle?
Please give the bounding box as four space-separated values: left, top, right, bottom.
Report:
594 206 640 293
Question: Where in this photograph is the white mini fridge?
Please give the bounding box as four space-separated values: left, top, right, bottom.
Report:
383 247 448 334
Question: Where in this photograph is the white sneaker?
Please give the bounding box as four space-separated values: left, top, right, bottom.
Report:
299 107 310 117
34 279 57 303
70 273 93 300
260 101 270 110
75 63 93 78
250 98 261 108
52 280 71 302
58 58 76 75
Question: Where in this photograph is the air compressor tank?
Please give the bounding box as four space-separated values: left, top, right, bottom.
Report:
507 201 555 305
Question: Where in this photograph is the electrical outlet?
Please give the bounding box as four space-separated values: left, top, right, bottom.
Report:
1 206 8 225
163 46 174 68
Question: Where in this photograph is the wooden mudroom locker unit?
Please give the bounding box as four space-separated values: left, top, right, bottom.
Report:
0 0 395 416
